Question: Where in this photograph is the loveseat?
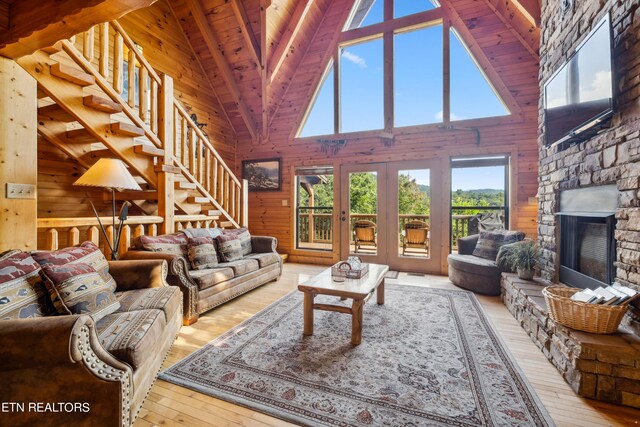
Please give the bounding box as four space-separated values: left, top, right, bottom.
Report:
123 227 282 325
448 231 524 295
0 246 182 427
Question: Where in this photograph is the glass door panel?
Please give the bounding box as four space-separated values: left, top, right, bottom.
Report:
397 168 431 259
340 164 387 265
387 160 442 273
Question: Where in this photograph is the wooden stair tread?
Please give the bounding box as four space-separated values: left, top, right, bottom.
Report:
202 210 222 216
50 62 95 87
155 164 181 174
134 144 164 157
219 221 235 228
66 128 97 143
110 122 144 137
187 196 209 204
38 104 76 122
41 42 62 55
175 181 197 190
83 95 123 114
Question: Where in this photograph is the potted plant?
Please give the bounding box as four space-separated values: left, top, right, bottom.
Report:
508 239 540 280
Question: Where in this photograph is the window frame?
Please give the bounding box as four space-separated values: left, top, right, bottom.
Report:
296 0 516 139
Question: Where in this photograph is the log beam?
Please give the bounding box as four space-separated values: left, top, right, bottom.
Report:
185 0 258 141
230 0 262 71
0 0 157 58
483 0 540 60
268 0 314 82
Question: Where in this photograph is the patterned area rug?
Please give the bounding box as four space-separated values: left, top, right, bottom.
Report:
160 285 554 426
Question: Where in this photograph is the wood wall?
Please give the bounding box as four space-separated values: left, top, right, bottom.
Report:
236 0 541 271
0 57 38 252
119 0 237 165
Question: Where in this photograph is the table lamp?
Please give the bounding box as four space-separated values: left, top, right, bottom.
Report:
74 158 142 260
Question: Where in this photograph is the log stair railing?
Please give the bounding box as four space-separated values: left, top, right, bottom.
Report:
21 21 247 232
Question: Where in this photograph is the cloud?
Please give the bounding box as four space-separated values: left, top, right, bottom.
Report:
341 50 367 68
580 70 612 102
435 110 464 121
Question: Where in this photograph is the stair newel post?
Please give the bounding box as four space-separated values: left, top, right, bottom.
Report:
241 179 249 228
158 73 175 234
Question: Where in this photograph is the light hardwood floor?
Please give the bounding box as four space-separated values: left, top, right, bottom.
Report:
136 263 640 427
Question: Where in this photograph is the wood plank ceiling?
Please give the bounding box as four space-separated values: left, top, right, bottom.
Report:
167 0 539 145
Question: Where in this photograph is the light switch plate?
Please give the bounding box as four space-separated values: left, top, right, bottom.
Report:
282 199 288 206
6 183 36 199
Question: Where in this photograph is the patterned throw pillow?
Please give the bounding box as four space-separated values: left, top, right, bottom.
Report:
0 250 52 320
473 230 525 261
181 227 223 240
42 263 120 321
216 233 244 262
134 234 188 256
187 237 219 270
32 241 117 292
222 228 252 256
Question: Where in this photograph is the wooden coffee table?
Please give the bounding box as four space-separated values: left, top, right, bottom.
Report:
297 263 389 345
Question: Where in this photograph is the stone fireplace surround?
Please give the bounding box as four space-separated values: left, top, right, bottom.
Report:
499 0 640 410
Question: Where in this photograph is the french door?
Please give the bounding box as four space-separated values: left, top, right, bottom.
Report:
340 160 442 273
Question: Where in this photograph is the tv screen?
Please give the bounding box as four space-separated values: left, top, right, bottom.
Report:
544 15 614 146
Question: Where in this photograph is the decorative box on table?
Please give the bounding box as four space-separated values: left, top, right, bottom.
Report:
331 257 369 279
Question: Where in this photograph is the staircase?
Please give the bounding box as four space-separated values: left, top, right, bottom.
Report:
18 22 246 230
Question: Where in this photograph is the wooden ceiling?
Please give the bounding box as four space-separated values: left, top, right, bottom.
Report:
164 0 540 144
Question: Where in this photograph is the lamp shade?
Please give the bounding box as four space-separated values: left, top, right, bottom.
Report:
74 158 142 191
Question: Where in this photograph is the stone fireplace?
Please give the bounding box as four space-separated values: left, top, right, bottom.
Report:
557 185 617 290
537 0 640 336
498 0 640 409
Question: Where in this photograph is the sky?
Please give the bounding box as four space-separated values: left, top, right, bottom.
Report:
300 0 509 137
401 166 505 191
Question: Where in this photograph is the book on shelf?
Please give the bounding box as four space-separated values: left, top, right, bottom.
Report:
570 284 639 306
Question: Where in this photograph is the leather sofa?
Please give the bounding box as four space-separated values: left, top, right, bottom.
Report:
0 258 182 427
124 232 282 325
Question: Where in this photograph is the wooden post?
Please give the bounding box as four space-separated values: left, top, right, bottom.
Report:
87 226 100 246
303 291 315 336
118 224 131 258
241 179 249 228
68 227 80 247
158 74 175 234
45 229 58 251
0 57 37 252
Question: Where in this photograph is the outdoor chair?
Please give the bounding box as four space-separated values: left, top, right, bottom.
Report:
353 220 377 253
402 220 430 256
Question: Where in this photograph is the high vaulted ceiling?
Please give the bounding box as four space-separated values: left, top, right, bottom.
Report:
165 0 540 144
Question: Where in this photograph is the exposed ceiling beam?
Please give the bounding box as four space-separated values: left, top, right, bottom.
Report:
185 0 258 141
483 0 539 60
268 0 314 82
0 0 157 58
260 0 269 141
512 0 541 27
0 2 8 32
230 0 262 72
165 1 238 138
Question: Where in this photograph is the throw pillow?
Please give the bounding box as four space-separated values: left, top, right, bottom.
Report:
41 263 120 321
32 241 117 292
181 227 223 240
134 234 188 256
222 228 252 256
216 233 244 262
472 230 525 261
0 250 52 320
187 237 219 270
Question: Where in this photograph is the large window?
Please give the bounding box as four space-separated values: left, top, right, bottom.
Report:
340 38 384 132
295 166 335 251
298 0 509 137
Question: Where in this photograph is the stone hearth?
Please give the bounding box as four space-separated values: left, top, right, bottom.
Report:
501 274 640 408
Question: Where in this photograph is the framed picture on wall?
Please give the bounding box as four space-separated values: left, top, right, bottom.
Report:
242 158 282 192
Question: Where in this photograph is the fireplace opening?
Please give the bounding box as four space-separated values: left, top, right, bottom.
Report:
559 214 616 289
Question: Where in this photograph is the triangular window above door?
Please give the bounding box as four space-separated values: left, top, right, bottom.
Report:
449 29 509 120
299 64 334 138
394 0 439 18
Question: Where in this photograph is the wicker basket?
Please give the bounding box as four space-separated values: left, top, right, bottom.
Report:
542 286 628 334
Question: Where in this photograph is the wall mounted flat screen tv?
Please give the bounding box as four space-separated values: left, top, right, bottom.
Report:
544 14 614 146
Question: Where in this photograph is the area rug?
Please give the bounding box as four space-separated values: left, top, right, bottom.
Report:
384 270 399 279
160 285 554 426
